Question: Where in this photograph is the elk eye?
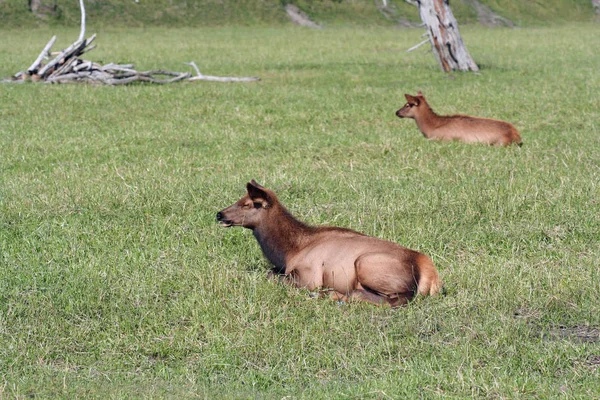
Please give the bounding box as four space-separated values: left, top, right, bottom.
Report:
253 202 263 209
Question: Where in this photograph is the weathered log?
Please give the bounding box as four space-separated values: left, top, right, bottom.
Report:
102 63 135 71
110 72 191 85
37 33 96 78
37 39 84 78
27 35 56 74
49 57 78 77
73 60 92 72
46 72 86 83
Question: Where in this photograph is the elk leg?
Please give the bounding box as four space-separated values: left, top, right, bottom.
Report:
354 252 417 305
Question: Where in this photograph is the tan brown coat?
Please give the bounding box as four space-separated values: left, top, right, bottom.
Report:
396 92 522 146
217 180 441 307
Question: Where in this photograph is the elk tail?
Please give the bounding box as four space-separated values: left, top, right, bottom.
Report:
415 254 441 296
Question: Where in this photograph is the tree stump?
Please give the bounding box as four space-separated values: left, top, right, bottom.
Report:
416 0 479 72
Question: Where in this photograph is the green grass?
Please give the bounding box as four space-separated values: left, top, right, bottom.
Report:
1 24 600 398
479 0 596 25
0 0 596 28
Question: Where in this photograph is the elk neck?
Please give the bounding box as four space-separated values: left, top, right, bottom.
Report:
413 103 444 135
252 204 314 273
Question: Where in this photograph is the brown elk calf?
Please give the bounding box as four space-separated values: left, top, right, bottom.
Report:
217 180 441 307
396 91 522 146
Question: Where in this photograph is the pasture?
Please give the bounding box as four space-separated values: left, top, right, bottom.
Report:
1 24 599 397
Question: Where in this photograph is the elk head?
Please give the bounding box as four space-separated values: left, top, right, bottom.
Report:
216 180 276 230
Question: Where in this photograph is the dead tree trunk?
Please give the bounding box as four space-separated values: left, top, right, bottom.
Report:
410 0 479 72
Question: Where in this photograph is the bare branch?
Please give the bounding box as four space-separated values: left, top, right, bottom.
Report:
188 75 260 83
185 61 259 82
406 38 429 53
77 0 86 43
80 44 96 55
27 35 56 74
184 61 202 77
101 63 135 71
84 34 97 48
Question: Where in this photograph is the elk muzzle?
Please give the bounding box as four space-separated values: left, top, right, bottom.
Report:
216 211 233 227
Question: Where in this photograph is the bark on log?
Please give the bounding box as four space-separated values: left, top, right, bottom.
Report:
415 0 479 72
37 39 85 77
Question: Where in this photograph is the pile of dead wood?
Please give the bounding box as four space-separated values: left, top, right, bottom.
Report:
3 0 258 85
8 33 192 85
4 34 258 85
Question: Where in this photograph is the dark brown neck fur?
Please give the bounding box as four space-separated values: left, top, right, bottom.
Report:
252 204 315 273
414 101 447 134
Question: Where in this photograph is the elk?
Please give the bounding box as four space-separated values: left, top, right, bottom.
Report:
396 91 522 146
217 180 441 307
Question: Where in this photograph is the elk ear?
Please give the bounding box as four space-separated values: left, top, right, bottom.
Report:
404 93 420 106
247 180 271 208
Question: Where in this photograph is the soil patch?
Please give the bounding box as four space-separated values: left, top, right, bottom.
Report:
545 325 600 343
586 355 600 367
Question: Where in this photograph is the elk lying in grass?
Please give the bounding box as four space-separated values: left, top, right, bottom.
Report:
217 180 441 307
396 91 522 146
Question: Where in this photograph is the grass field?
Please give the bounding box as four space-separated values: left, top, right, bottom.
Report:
0 0 596 28
1 24 600 398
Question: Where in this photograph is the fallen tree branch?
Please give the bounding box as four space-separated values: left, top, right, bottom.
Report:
27 35 56 74
406 38 429 53
188 75 260 83
185 61 260 82
185 61 202 76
